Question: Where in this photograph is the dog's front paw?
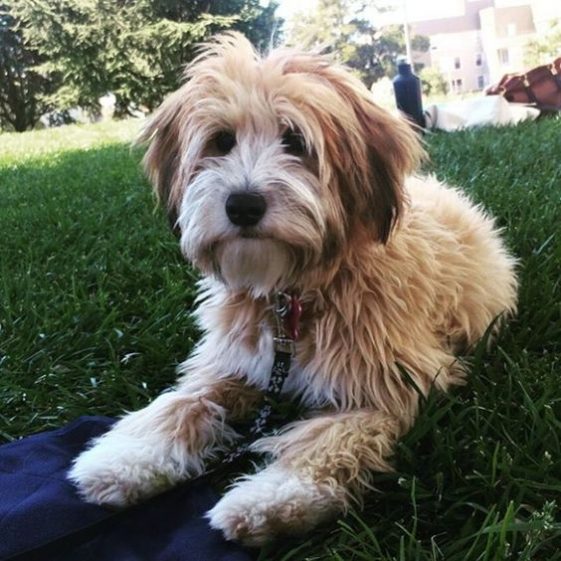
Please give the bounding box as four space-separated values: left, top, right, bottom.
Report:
207 466 343 546
68 433 177 507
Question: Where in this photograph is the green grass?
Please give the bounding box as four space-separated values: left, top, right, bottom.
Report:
1 117 561 560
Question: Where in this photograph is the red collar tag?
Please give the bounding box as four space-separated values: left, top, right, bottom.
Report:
285 294 302 341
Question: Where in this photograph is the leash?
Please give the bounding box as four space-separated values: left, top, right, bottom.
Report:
211 291 302 468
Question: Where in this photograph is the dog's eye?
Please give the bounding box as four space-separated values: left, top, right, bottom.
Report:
213 131 236 154
282 129 306 156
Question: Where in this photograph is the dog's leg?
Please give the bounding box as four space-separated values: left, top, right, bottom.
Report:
69 375 260 507
207 409 405 545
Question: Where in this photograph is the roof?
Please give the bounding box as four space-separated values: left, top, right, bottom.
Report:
411 0 494 36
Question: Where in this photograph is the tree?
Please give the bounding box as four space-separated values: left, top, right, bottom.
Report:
288 0 428 88
0 3 55 131
524 19 561 68
10 0 281 117
419 66 448 98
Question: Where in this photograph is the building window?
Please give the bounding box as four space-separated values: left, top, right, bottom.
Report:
476 53 482 66
498 48 510 64
477 75 485 89
454 57 461 69
507 23 516 36
451 78 463 93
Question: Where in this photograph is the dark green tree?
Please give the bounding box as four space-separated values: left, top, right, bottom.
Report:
0 3 55 131
11 0 281 117
289 0 428 87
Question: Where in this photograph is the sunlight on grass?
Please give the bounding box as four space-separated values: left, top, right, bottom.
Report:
0 118 143 164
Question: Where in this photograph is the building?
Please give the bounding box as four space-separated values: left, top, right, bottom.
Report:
411 0 492 93
404 0 561 94
479 2 537 86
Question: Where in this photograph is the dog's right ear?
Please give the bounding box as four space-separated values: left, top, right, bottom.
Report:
137 88 187 231
138 33 257 232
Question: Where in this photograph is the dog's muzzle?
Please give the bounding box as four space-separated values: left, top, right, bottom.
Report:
225 192 267 227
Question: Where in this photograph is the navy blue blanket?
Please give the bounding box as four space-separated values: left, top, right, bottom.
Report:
0 417 254 561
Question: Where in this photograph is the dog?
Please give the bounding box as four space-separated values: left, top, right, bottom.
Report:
69 32 518 546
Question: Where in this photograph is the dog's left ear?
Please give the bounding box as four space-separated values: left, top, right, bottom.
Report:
306 62 424 243
346 91 424 243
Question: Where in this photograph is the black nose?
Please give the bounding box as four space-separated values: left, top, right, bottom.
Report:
225 192 267 227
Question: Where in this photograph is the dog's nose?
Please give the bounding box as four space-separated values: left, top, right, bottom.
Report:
225 192 267 227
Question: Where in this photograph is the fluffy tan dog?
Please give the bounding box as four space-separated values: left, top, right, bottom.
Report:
69 33 517 545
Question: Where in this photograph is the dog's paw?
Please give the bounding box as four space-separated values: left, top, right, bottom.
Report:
207 466 342 546
68 433 177 507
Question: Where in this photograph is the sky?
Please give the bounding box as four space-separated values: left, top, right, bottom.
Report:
275 0 317 21
272 0 481 25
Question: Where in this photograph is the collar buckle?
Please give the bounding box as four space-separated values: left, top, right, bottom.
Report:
272 292 302 354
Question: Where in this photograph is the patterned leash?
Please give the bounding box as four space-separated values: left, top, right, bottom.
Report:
217 291 302 467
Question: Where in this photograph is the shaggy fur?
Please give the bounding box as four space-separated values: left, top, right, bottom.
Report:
69 33 518 545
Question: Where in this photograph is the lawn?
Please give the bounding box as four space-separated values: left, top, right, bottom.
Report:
1 117 560 560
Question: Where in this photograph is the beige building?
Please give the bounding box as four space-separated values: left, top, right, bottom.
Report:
411 0 492 93
407 0 561 93
480 3 536 84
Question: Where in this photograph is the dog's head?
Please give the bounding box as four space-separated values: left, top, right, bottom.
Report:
140 32 422 296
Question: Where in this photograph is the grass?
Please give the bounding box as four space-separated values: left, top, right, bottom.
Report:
1 117 561 560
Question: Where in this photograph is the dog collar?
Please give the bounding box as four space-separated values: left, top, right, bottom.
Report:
218 292 302 466
272 292 302 354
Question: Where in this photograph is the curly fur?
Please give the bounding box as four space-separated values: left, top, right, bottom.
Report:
69 32 517 546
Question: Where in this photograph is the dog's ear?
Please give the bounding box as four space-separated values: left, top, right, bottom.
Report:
325 68 424 243
138 33 257 232
348 93 423 243
137 88 188 231
284 57 424 243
